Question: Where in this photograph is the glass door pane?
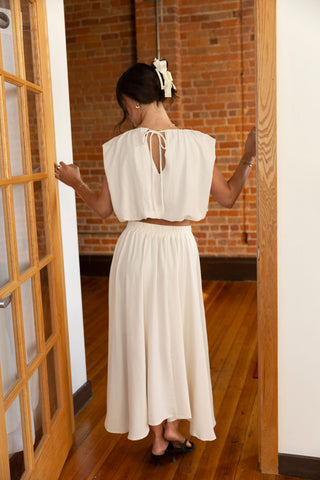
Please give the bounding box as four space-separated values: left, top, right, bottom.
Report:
6 395 25 480
0 188 9 287
0 295 18 397
21 1 39 85
12 184 31 273
0 4 16 76
33 181 48 260
27 92 45 174
28 368 44 455
40 265 54 340
5 83 24 177
21 278 37 365
47 346 59 420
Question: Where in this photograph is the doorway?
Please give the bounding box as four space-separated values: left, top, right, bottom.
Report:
62 0 279 475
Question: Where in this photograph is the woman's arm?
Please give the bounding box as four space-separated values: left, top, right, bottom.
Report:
210 128 256 208
54 162 113 219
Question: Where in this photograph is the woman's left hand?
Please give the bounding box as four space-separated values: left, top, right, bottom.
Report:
242 127 256 162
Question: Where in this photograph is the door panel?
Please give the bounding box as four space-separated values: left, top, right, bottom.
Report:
0 1 74 479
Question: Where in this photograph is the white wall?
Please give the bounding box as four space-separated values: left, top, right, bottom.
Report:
46 0 87 394
277 0 320 457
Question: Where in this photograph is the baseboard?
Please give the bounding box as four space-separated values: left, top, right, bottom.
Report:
279 453 320 480
73 380 92 415
199 256 256 281
80 255 257 281
80 255 113 277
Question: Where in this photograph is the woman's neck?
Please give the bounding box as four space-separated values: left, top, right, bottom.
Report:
138 102 177 131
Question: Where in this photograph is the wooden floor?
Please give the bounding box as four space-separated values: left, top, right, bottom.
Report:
59 278 311 480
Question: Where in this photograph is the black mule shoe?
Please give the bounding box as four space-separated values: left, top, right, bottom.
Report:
151 442 176 466
168 438 194 454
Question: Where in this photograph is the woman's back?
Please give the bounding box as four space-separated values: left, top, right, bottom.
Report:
103 128 216 223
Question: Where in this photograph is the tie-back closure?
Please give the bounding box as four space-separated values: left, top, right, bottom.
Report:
143 129 167 213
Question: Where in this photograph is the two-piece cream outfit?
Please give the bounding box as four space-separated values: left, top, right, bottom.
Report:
103 127 216 441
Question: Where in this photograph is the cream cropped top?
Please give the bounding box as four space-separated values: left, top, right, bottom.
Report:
103 127 216 222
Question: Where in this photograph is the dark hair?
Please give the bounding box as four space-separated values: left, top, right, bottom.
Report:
116 61 177 126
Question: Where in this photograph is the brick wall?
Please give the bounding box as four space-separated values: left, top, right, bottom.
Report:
64 0 136 254
64 0 256 257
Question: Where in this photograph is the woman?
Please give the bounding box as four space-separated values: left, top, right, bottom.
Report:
55 59 256 463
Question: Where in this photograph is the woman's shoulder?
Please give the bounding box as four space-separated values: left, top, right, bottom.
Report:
169 128 216 147
103 129 137 151
187 129 214 138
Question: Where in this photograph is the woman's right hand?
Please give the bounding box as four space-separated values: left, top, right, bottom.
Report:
54 162 83 189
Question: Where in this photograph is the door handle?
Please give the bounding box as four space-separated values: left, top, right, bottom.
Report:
0 294 12 308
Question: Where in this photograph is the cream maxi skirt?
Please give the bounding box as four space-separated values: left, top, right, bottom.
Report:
105 221 216 441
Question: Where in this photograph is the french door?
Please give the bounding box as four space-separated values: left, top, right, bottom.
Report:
0 1 73 479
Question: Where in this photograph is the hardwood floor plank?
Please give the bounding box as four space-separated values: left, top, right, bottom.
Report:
210 285 257 390
277 477 314 480
202 280 226 313
255 474 276 480
211 296 257 415
93 435 151 480
234 394 259 480
213 348 258 480
207 283 256 364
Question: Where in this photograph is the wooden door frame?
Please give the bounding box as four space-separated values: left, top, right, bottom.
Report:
255 0 278 474
0 1 74 478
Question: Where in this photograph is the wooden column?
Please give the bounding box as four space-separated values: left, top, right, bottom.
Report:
255 0 278 474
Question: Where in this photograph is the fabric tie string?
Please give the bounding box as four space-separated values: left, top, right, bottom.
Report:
143 129 167 214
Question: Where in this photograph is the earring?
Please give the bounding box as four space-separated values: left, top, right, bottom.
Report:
135 104 141 109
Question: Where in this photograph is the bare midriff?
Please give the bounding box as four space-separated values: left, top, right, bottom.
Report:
141 218 190 226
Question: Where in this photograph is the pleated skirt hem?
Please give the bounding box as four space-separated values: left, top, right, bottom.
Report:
105 417 216 442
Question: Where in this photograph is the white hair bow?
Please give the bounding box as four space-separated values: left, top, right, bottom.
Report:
153 58 176 98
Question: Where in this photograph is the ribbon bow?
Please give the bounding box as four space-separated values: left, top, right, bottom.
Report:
153 58 176 98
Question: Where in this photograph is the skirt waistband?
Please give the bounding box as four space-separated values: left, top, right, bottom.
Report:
126 221 192 235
